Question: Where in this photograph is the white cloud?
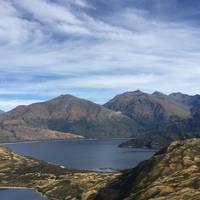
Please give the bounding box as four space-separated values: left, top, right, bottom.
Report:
68 0 91 8
0 99 40 111
0 0 200 110
17 0 80 24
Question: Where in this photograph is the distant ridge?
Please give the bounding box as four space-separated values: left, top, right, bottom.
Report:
0 94 140 142
104 90 190 130
105 90 200 148
1 91 200 144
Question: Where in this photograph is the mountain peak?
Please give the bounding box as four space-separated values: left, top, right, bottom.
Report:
131 90 145 95
51 94 78 101
121 90 147 97
168 92 193 108
133 90 143 93
0 94 140 141
169 92 189 97
152 91 166 97
105 90 191 130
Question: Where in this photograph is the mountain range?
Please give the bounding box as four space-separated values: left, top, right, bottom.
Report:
0 94 140 142
106 91 200 148
104 90 191 131
0 91 200 145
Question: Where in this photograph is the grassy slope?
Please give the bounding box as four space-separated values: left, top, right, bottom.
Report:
0 147 120 200
94 139 200 200
2 139 200 200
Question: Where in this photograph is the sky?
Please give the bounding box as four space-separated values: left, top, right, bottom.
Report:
1 0 200 111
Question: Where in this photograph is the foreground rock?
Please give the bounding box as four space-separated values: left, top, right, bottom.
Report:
94 139 200 200
0 147 120 200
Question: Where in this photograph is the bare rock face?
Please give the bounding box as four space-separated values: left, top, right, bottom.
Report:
93 139 200 200
0 94 140 142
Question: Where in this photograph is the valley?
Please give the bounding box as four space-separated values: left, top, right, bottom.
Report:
1 138 200 200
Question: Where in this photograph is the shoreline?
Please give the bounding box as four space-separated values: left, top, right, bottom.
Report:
0 137 135 146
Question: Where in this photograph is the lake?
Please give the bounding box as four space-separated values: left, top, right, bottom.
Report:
0 189 48 200
3 139 155 171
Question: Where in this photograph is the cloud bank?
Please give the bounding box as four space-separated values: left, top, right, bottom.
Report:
1 0 200 110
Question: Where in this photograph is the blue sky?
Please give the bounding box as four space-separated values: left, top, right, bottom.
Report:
1 0 200 111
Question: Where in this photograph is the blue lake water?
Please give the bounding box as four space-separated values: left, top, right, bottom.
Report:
3 139 155 171
0 189 48 200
